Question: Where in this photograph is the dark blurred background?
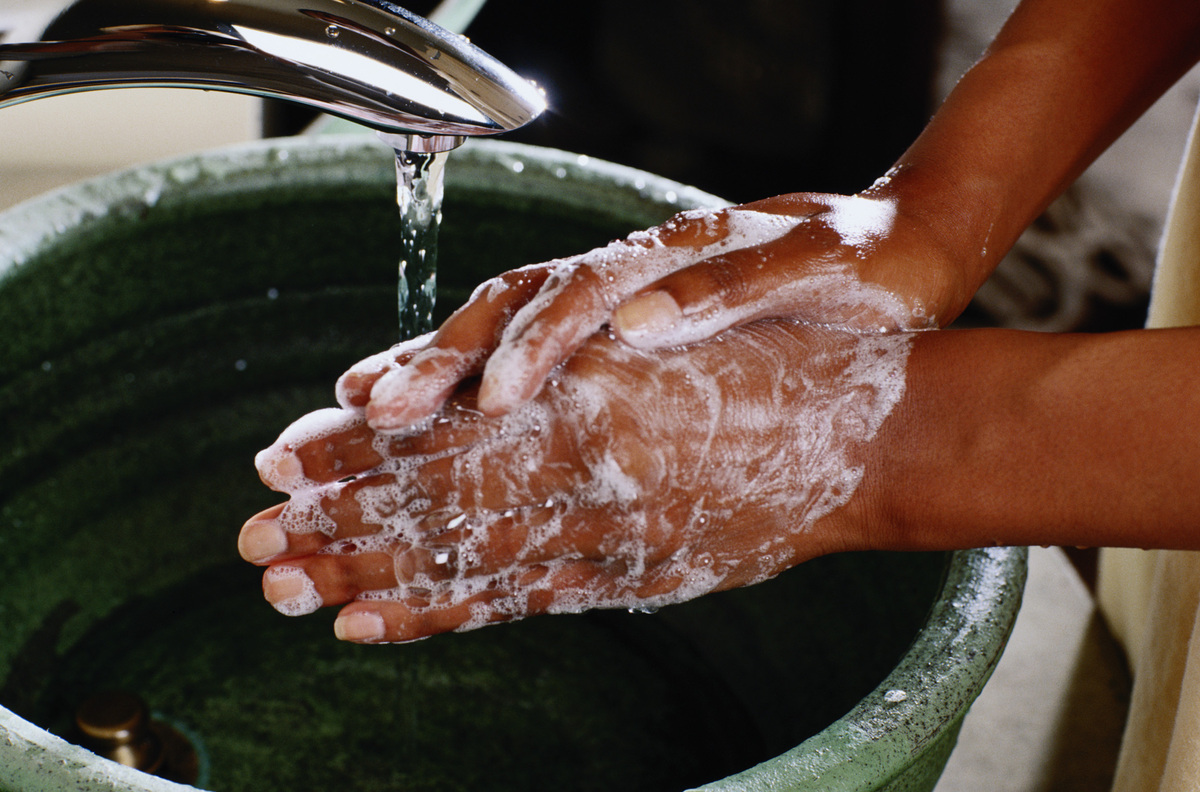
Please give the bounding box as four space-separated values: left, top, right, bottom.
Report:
265 0 944 203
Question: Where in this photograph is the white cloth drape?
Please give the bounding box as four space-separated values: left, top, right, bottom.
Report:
1099 100 1200 792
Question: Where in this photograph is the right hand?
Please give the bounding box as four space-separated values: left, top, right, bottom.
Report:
338 188 965 433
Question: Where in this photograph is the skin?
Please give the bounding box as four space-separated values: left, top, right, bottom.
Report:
347 0 1200 431
874 327 1200 554
240 324 1200 642
238 0 1200 641
241 321 907 642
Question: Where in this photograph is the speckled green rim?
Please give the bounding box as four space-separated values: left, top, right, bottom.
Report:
694 545 1026 791
0 135 1027 792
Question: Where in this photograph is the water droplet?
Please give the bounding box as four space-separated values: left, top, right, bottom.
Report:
511 161 525 173
326 25 340 38
554 167 567 179
266 287 279 300
234 359 248 371
384 26 396 36
40 361 52 372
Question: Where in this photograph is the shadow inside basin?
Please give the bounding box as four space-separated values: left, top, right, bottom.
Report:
5 554 944 792
0 138 950 792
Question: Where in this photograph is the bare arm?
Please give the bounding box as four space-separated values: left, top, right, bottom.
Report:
350 0 1200 432
242 324 1200 642
865 327 1200 552
875 0 1200 319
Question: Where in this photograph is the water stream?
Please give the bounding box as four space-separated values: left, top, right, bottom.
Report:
392 148 448 338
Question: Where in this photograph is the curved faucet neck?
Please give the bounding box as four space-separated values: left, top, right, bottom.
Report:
0 0 544 143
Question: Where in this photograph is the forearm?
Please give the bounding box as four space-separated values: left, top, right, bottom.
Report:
877 0 1200 320
867 327 1200 551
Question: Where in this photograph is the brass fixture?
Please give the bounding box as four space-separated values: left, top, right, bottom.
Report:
74 690 200 785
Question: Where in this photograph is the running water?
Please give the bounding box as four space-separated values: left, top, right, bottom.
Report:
392 148 449 338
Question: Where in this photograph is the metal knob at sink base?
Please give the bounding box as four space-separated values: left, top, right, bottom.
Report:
75 690 200 785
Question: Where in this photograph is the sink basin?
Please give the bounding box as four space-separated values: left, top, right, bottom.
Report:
0 136 1025 792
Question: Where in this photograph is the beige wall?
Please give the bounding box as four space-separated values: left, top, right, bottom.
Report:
0 88 259 210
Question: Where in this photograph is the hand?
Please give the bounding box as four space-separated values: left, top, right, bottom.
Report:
239 320 914 643
338 189 959 433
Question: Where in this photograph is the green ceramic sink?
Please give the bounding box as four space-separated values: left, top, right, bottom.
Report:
0 136 1025 792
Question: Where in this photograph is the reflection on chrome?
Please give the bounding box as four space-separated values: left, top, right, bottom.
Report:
0 0 545 139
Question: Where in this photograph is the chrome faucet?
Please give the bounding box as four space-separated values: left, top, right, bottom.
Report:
0 0 544 152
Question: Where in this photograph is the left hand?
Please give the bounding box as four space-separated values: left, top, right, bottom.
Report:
239 319 914 643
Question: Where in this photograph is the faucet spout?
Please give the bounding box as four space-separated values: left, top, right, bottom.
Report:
0 0 545 141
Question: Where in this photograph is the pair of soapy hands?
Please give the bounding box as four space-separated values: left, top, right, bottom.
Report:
237 187 962 643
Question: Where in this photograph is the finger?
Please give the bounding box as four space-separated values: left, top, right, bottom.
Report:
258 463 466 550
649 207 732 249
473 207 816 413
386 500 583 582
255 408 383 491
381 439 579 515
239 503 328 564
612 194 929 347
240 472 420 561
332 598 495 643
366 266 553 431
357 384 534 469
611 226 871 349
335 334 431 409
330 559 621 643
476 263 614 415
262 549 400 615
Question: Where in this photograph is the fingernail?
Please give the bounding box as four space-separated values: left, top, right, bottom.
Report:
613 291 682 338
335 372 373 409
254 445 304 490
238 519 289 563
263 566 323 616
335 610 386 642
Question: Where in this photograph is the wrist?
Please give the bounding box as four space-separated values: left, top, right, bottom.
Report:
855 170 993 327
852 328 1018 553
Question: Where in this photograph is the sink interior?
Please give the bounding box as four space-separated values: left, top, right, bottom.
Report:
0 138 956 791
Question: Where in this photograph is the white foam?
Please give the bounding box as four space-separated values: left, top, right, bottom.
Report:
256 407 362 491
335 333 433 409
276 488 337 536
281 317 914 634
265 566 323 616
478 209 805 398
825 194 898 251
